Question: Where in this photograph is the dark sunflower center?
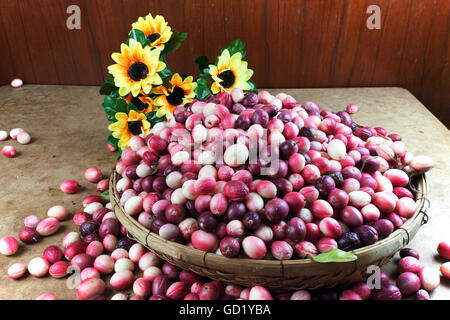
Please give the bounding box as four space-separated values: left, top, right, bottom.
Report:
166 86 185 106
128 121 142 135
128 62 148 81
148 33 161 43
218 70 235 88
131 96 148 111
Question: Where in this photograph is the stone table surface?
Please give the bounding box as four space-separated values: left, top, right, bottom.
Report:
0 85 449 300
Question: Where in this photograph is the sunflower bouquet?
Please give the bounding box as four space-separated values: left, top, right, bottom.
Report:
100 12 256 153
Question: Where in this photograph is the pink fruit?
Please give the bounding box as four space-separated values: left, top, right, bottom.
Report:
0 236 19 256
47 205 69 221
348 191 371 208
319 217 342 238
84 167 103 183
294 241 318 258
340 206 363 227
194 177 217 195
410 155 434 171
346 104 358 114
396 197 417 218
302 164 321 184
271 240 293 260
350 282 371 299
166 282 189 300
18 227 39 244
7 263 26 279
76 278 106 300
242 236 266 259
60 180 79 194
191 230 218 252
419 267 440 292
372 192 396 214
28 257 50 277
49 261 70 278
340 290 362 300
35 293 57 300
384 169 409 187
110 270 134 290
437 241 450 260
199 282 220 300
316 237 338 253
249 286 273 300
36 218 60 236
223 180 249 201
133 278 152 297
398 256 422 274
43 245 63 263
311 199 333 219
2 145 16 158
440 262 450 279
360 204 380 222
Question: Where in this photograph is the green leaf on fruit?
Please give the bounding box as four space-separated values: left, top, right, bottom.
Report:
100 190 110 204
312 249 357 263
161 30 187 56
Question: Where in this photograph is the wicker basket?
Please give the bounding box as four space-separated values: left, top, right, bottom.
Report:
109 172 428 291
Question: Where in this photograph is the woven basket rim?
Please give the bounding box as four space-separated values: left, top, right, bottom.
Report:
109 172 428 269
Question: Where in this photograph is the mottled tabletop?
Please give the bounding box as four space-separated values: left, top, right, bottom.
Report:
0 85 449 300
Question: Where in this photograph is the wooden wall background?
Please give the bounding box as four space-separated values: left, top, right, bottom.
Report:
0 0 449 127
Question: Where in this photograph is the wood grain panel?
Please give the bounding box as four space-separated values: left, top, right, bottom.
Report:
0 0 448 126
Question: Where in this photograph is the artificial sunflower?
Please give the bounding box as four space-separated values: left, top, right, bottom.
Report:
108 39 166 97
124 92 156 114
108 110 150 149
153 73 197 117
209 49 253 94
132 13 172 50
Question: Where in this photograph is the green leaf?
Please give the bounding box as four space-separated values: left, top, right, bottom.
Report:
146 110 167 124
99 75 117 95
146 111 157 122
106 114 117 122
195 71 214 101
115 99 128 113
102 95 117 109
100 190 110 204
221 39 246 59
126 103 137 113
103 107 117 117
195 84 211 101
159 66 172 80
128 29 150 47
107 134 119 148
312 249 357 263
161 30 187 56
195 55 212 74
246 80 258 93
